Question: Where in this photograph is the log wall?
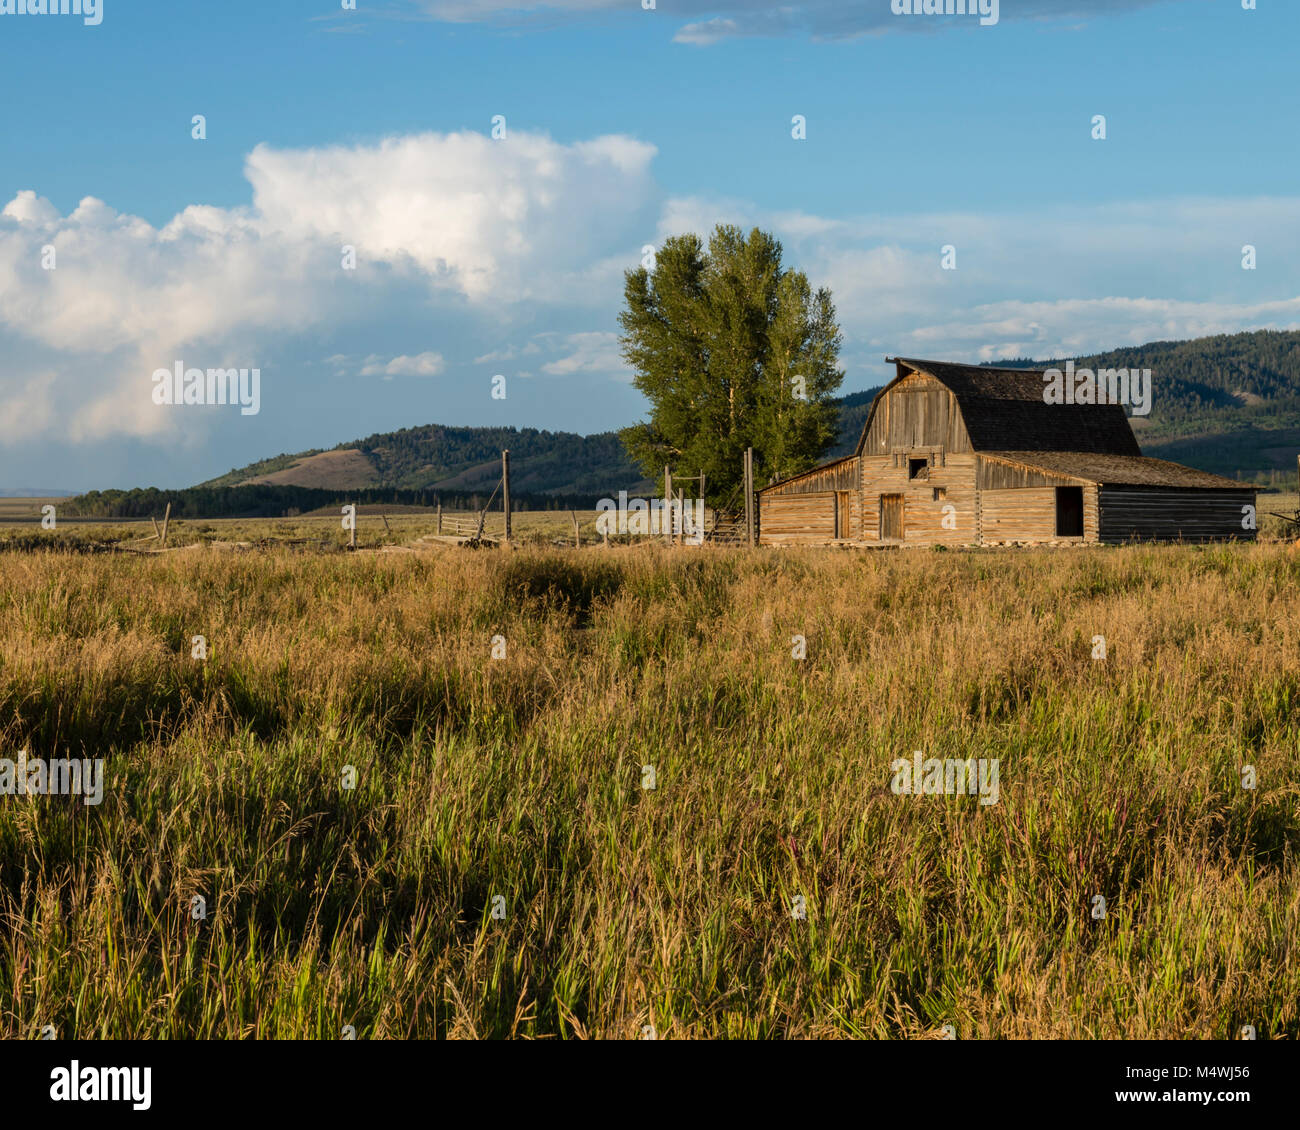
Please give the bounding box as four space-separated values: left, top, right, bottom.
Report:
758 491 840 545
978 485 1099 544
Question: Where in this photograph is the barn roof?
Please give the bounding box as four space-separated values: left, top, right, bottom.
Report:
980 451 1254 490
854 357 1141 457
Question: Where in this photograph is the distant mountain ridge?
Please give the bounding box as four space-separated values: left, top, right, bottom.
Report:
0 488 81 498
195 329 1300 500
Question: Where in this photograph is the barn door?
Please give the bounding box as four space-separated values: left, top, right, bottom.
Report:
1055 486 1084 537
879 494 904 540
835 491 852 539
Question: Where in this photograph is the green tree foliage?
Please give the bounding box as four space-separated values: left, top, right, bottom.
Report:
65 484 600 520
618 225 844 505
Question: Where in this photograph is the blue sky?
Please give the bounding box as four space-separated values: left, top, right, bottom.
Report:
1 0 1297 490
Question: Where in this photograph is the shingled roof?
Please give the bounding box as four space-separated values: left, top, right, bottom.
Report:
980 451 1253 491
855 357 1142 456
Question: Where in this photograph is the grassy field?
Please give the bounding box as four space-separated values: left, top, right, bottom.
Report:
0 536 1297 1039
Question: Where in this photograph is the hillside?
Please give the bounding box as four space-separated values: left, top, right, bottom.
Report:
200 424 656 498
190 328 1300 503
827 388 885 458
989 329 1300 481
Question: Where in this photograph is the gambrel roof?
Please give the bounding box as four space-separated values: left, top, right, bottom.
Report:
854 357 1141 457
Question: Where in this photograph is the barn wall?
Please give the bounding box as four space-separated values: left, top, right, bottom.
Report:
1097 488 1256 543
861 375 973 456
860 453 978 544
758 491 838 545
978 485 1100 544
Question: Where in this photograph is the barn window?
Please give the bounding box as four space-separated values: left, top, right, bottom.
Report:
908 457 929 481
932 487 946 502
1055 487 1084 537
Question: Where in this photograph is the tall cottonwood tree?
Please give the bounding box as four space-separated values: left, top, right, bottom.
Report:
618 225 843 506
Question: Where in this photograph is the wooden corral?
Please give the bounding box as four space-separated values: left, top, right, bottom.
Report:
758 357 1257 547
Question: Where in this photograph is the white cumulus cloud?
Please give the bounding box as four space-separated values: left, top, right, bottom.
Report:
0 129 660 443
540 332 630 377
359 351 446 378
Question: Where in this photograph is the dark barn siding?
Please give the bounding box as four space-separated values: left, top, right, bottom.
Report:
1098 488 1257 543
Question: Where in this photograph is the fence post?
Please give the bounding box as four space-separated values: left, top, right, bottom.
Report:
663 466 672 546
161 502 171 549
502 450 512 548
437 501 442 535
699 471 707 546
744 448 755 547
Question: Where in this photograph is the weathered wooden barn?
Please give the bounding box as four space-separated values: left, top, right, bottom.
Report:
758 357 1257 547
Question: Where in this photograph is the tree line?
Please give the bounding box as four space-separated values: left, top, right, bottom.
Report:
66 484 604 520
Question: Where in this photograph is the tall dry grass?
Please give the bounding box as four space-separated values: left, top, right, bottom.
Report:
0 541 1296 1038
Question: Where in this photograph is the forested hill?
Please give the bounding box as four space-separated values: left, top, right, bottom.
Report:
199 424 655 497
